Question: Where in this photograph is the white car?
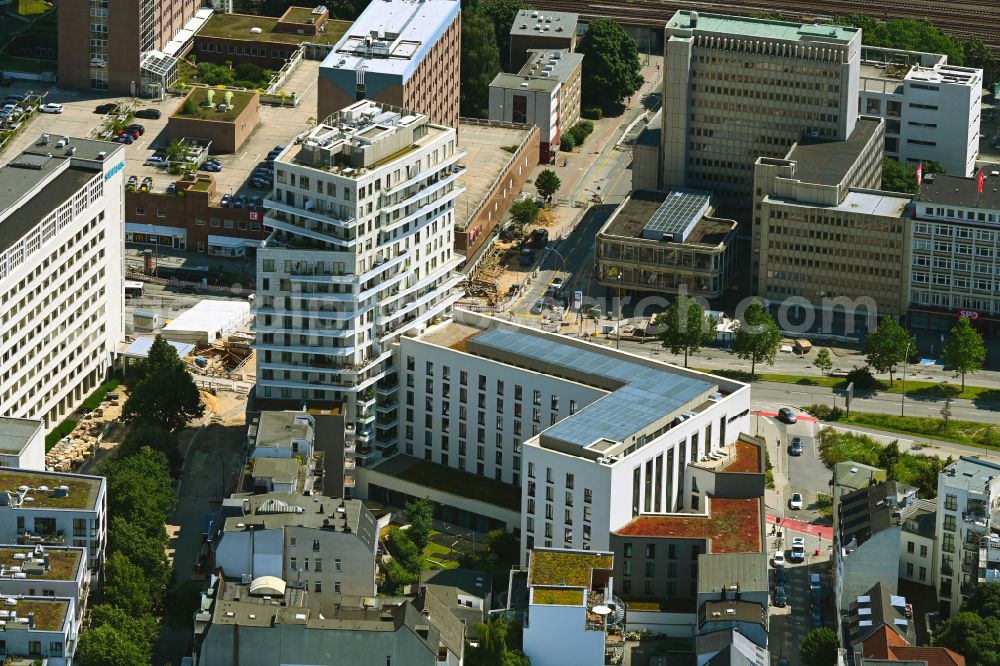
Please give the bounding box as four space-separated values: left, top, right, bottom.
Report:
144 155 168 167
773 551 786 568
791 537 806 562
39 103 63 114
790 492 804 511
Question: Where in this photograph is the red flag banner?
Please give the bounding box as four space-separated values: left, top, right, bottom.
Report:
978 170 985 194
916 162 922 186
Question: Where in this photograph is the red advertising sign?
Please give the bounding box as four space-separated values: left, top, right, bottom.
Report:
958 309 980 320
250 212 259 221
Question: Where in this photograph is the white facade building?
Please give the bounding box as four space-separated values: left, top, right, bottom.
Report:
385 310 751 558
0 418 45 470
255 101 465 450
859 46 981 177
0 469 107 570
899 499 937 586
0 136 125 427
0 545 90 624
0 596 78 665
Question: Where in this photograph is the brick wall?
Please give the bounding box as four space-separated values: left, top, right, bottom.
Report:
193 36 300 71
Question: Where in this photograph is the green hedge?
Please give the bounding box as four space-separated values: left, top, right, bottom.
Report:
582 106 603 120
81 379 120 412
560 134 576 152
45 419 77 452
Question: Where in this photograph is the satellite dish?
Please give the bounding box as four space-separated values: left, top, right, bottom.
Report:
592 605 612 616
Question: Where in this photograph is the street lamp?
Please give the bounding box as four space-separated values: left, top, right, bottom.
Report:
901 340 911 417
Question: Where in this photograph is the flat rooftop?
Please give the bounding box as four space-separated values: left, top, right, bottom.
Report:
940 456 1000 493
528 549 612 587
0 546 83 581
197 12 350 45
914 168 1000 209
786 117 883 186
251 412 314 451
697 552 768 594
0 418 40 456
510 9 577 37
0 164 97 256
702 600 766 627
490 72 559 94
719 439 762 474
613 497 762 554
221 495 377 547
667 10 858 43
0 598 68 632
0 469 103 511
370 455 519 511
455 122 534 231
603 190 734 246
764 190 911 218
323 0 459 78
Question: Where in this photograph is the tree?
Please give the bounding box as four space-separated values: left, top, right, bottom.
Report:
121 336 204 433
77 624 152 666
655 296 713 367
535 169 561 200
801 627 839 666
509 199 539 226
89 604 159 653
964 583 1000 618
863 316 916 387
460 10 501 118
577 18 643 108
102 448 177 526
118 421 182 478
386 527 421 573
477 0 526 70
466 617 531 666
878 441 901 481
107 517 171 599
835 16 965 64
405 497 434 553
934 612 1000 666
882 157 947 194
164 139 186 165
103 552 153 616
964 37 996 72
732 301 781 376
942 316 986 391
382 558 419 595
941 391 954 430
813 348 833 374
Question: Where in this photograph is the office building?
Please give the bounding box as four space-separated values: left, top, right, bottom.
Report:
318 0 460 128
214 493 378 602
595 189 738 298
909 168 1000 337
859 626 966 666
254 101 465 449
0 418 45 470
859 46 982 177
834 481 902 645
58 0 205 94
633 110 662 192
489 49 584 163
899 499 937 587
508 9 578 72
934 456 1000 618
0 137 125 428
752 116 913 326
0 469 107 571
0 545 90 625
194 580 464 666
661 11 862 220
520 548 617 666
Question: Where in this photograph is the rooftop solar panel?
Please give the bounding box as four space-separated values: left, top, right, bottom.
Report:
640 188 712 242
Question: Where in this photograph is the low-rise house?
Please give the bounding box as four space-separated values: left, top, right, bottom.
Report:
419 568 493 637
0 469 106 570
697 600 768 655
859 625 965 666
696 628 768 666
846 582 917 661
0 419 44 470
0 545 89 624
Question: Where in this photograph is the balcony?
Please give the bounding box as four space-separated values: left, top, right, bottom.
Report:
376 399 398 413
18 531 65 545
963 512 989 529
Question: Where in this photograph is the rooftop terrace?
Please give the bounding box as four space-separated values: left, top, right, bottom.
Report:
0 546 82 581
172 87 255 123
0 598 69 631
614 497 762 554
719 440 762 474
0 470 102 510
372 455 519 511
198 12 349 45
528 550 612 588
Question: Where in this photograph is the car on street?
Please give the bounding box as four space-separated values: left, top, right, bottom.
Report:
772 551 785 568
790 492 804 511
812 609 822 628
39 103 63 114
791 536 805 562
778 407 798 424
220 194 232 208
530 299 545 315
0 74 13 87
790 437 803 456
549 277 564 294
134 108 162 119
774 567 786 587
773 585 787 607
778 659 789 666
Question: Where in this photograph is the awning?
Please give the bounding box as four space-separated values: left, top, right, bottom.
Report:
124 336 195 360
126 222 186 238
208 234 249 248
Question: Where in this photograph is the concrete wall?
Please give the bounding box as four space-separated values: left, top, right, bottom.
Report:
899 529 936 585
168 91 261 154
624 609 696 636
523 603 603 666
509 34 575 72
836 526 902 626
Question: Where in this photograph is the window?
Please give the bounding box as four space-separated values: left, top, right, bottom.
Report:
920 545 928 557
944 515 956 531
624 561 632 576
668 563 677 578
945 494 958 511
907 541 915 553
645 562 655 577
906 562 914 577
624 543 633 558
645 544 655 558
511 94 528 124
645 580 655 594
919 566 927 581
316 581 323 593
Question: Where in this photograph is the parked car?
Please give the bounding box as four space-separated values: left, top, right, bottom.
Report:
774 567 787 587
0 74 13 87
549 277 564 294
134 108 161 119
200 162 222 172
530 299 545 315
773 585 787 608
772 551 785 568
115 134 133 144
519 249 535 267
791 536 805 562
789 493 804 511
126 175 138 191
812 608 822 628
94 102 120 115
790 437 803 456
272 145 285 153
249 195 263 209
145 155 168 167
124 123 145 135
39 103 63 114
777 407 798 424
220 194 233 208
250 178 270 189
166 181 177 195
233 194 247 209
140 176 153 192
528 227 549 248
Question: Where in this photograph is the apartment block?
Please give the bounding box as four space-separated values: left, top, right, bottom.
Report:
0 545 90 626
753 116 913 326
58 0 204 94
0 137 126 428
0 469 107 571
318 0 460 128
859 46 982 176
508 9 578 72
489 49 584 163
0 418 45 470
520 548 617 666
899 499 937 587
662 11 861 220
254 101 465 449
595 189 738 298
934 456 1000 618
214 493 378 601
194 580 464 666
0 595 79 666
909 169 1000 338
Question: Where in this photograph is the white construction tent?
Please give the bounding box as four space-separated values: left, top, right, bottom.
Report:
161 299 252 345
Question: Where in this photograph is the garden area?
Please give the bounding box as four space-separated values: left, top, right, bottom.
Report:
175 87 254 122
806 403 1000 450
179 60 274 91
